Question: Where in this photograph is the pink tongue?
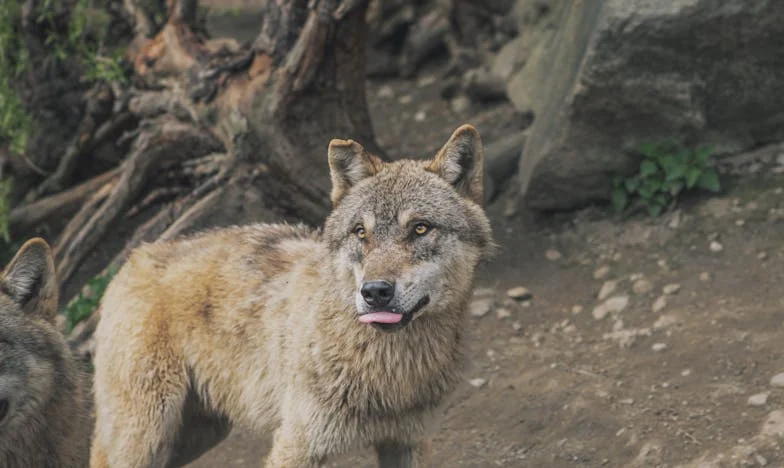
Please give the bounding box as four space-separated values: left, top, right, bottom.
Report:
358 312 403 324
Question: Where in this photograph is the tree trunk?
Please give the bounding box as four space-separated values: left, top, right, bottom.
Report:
9 0 381 341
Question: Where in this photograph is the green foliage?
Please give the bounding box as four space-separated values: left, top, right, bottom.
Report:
0 1 30 154
65 266 117 333
612 141 721 217
0 0 128 154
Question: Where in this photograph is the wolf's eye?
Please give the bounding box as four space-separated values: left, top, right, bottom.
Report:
354 225 367 240
413 223 430 236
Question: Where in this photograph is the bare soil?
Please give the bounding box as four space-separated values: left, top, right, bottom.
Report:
182 58 784 467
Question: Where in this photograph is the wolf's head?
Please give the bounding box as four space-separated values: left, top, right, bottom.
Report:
0 238 63 435
325 125 494 332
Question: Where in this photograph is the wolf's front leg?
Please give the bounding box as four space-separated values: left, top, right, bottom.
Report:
264 424 324 468
375 439 431 468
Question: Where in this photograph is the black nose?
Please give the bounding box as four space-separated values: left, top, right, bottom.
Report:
361 280 395 307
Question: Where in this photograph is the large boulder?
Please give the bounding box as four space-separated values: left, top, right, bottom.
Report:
501 0 784 211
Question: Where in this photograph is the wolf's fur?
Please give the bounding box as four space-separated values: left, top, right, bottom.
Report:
0 238 90 467
90 125 494 467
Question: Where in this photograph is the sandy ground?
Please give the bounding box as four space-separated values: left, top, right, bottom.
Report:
184 61 784 467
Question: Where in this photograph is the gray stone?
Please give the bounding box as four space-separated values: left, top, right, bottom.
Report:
748 392 769 407
470 298 494 318
506 286 533 301
770 373 784 388
598 280 618 301
504 0 784 211
592 295 629 320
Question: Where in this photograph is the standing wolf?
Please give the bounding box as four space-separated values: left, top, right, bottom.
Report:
0 238 90 467
90 124 494 467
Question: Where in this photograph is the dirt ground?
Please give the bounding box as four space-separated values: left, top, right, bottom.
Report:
173 52 784 467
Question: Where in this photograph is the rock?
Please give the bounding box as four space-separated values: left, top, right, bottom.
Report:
593 265 611 280
450 96 471 113
572 305 584 315
512 321 523 331
592 295 629 320
653 314 678 331
505 0 784 212
662 283 681 295
770 373 784 388
470 298 494 318
651 343 668 352
414 110 426 122
699 272 711 282
633 278 654 295
652 295 668 314
545 248 562 261
598 280 618 300
496 307 512 320
484 131 527 201
469 378 488 388
506 286 533 301
710 241 724 253
748 392 769 407
473 287 497 299
758 251 768 261
376 85 394 99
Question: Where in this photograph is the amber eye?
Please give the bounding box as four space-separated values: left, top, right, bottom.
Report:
355 225 367 240
413 223 429 236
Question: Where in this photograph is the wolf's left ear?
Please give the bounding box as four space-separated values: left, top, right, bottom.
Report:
328 138 383 206
428 124 484 205
1 238 58 322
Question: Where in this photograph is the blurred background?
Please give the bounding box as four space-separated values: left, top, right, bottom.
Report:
2 0 784 466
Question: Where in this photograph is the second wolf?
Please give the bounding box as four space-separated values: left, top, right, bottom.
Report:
90 124 494 467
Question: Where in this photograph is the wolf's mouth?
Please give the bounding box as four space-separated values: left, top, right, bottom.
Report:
358 295 430 333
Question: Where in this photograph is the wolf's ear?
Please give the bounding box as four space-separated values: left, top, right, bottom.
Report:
1 238 58 322
328 139 383 206
428 124 484 205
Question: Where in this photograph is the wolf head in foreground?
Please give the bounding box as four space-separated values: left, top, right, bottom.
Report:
90 124 494 468
0 238 89 467
325 123 493 332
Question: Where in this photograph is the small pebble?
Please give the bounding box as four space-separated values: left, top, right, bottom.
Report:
545 249 563 261
572 305 584 315
512 321 523 332
652 343 668 352
748 392 769 407
699 272 711 282
710 241 724 252
592 295 629 320
414 110 426 122
652 295 668 313
681 369 692 377
770 373 784 388
598 280 618 300
593 265 611 280
377 85 394 98
469 378 488 388
496 307 512 320
662 283 681 295
506 286 533 301
633 278 654 295
470 299 494 318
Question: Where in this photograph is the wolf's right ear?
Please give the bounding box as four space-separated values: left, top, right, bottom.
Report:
328 139 383 206
1 238 58 322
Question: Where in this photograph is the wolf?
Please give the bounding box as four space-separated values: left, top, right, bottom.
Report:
89 124 494 468
0 238 90 467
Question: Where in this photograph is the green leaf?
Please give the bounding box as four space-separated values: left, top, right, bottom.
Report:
647 202 664 217
686 168 702 189
612 187 629 213
668 180 684 197
640 160 658 177
696 171 721 192
624 177 640 193
637 142 659 158
665 162 687 182
694 145 714 164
